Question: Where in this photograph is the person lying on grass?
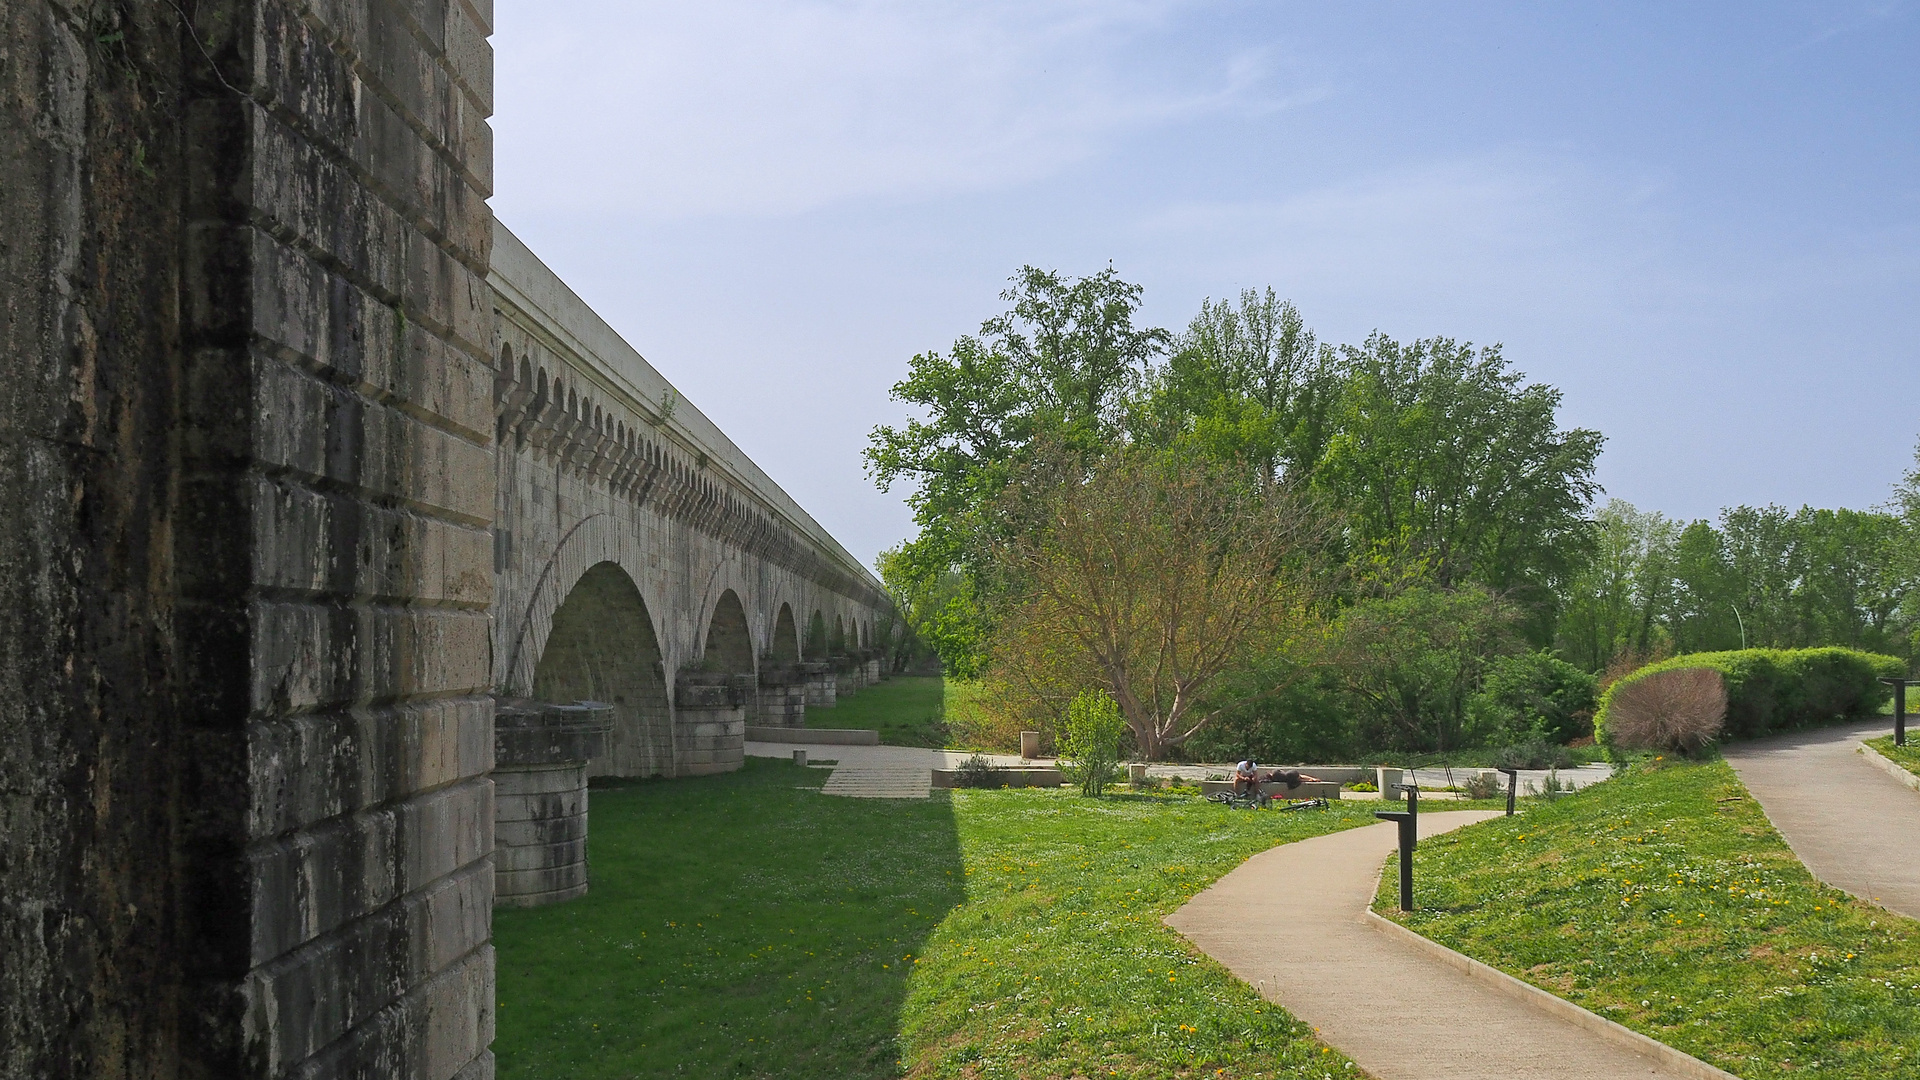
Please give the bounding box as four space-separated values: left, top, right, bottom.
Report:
1233 760 1320 795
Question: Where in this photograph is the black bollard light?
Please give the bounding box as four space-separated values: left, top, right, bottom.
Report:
1498 767 1518 816
1881 677 1911 747
1374 783 1420 911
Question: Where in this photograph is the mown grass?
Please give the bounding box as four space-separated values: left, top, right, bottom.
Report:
1863 735 1920 780
809 675 950 747
1376 758 1920 1079
900 789 1378 1080
493 759 962 1078
495 756 1381 1078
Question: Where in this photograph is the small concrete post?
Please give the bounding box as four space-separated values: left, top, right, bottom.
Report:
1129 763 1148 785
1377 766 1404 800
1020 731 1041 760
793 748 807 767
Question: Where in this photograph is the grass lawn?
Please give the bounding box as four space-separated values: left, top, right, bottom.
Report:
1376 758 1920 1079
1863 735 1920 780
494 756 1383 1079
1392 745 1606 770
808 675 950 747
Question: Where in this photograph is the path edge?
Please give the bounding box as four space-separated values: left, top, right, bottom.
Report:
1363 912 1742 1080
1857 742 1920 792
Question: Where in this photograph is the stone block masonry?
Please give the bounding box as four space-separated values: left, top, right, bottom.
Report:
1 1 498 1077
487 225 892 783
1 1 892 1075
493 700 611 907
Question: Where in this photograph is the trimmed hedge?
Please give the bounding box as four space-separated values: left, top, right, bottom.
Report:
1594 647 1908 750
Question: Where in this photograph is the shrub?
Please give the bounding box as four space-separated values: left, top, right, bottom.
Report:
952 753 1004 789
1467 651 1598 744
1595 647 1906 749
1059 690 1126 796
1603 667 1727 754
1462 771 1502 799
1491 738 1575 771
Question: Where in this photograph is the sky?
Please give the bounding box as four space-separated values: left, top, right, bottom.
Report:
491 1 1920 569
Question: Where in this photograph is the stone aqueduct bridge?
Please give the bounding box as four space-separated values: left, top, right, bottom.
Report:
487 224 893 903
490 222 892 786
0 3 890 1077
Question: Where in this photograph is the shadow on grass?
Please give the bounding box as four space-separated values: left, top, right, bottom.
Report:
493 757 963 1080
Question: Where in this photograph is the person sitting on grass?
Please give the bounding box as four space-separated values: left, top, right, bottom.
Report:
1233 760 1320 795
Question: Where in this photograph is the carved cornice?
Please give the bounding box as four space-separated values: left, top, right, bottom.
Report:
492 346 888 610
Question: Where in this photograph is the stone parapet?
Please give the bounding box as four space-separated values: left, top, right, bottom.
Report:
493 700 611 908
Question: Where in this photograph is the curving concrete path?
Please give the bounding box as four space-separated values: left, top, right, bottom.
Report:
1723 720 1920 920
1167 813 1702 1079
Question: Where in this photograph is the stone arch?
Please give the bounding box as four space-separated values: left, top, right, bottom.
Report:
832 614 847 656
771 603 800 665
804 609 828 660
532 561 672 778
702 589 754 674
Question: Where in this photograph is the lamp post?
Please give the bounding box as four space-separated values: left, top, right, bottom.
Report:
1730 604 1747 650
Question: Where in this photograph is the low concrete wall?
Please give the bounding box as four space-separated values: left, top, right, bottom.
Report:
932 767 1066 789
746 726 879 745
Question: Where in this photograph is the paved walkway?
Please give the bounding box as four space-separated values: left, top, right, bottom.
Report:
1167 812 1698 1079
746 736 1612 802
1723 720 1920 920
745 741 955 799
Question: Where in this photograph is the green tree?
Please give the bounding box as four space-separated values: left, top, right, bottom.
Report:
1131 289 1340 485
1311 334 1604 637
866 266 1170 674
1326 584 1522 753
1891 438 1920 654
1466 651 1598 744
1555 500 1679 671
985 448 1328 759
876 544 985 676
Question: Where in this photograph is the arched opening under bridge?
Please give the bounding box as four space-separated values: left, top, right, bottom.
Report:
534 562 671 777
702 590 754 674
771 603 799 665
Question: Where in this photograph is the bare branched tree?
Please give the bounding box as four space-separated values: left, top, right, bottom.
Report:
985 447 1328 759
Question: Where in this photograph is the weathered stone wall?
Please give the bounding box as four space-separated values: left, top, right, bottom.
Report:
1 1 496 1077
3 1 891 1074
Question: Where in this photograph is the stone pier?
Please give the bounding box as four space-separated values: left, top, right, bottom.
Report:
493 700 613 907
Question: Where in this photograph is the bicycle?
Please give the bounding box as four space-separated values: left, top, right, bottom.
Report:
1207 788 1273 810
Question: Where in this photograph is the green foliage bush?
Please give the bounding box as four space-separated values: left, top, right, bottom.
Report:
1184 667 1352 764
1466 650 1597 744
1594 646 1907 749
1059 690 1126 796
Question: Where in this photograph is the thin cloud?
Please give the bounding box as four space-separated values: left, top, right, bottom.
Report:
493 0 1319 221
